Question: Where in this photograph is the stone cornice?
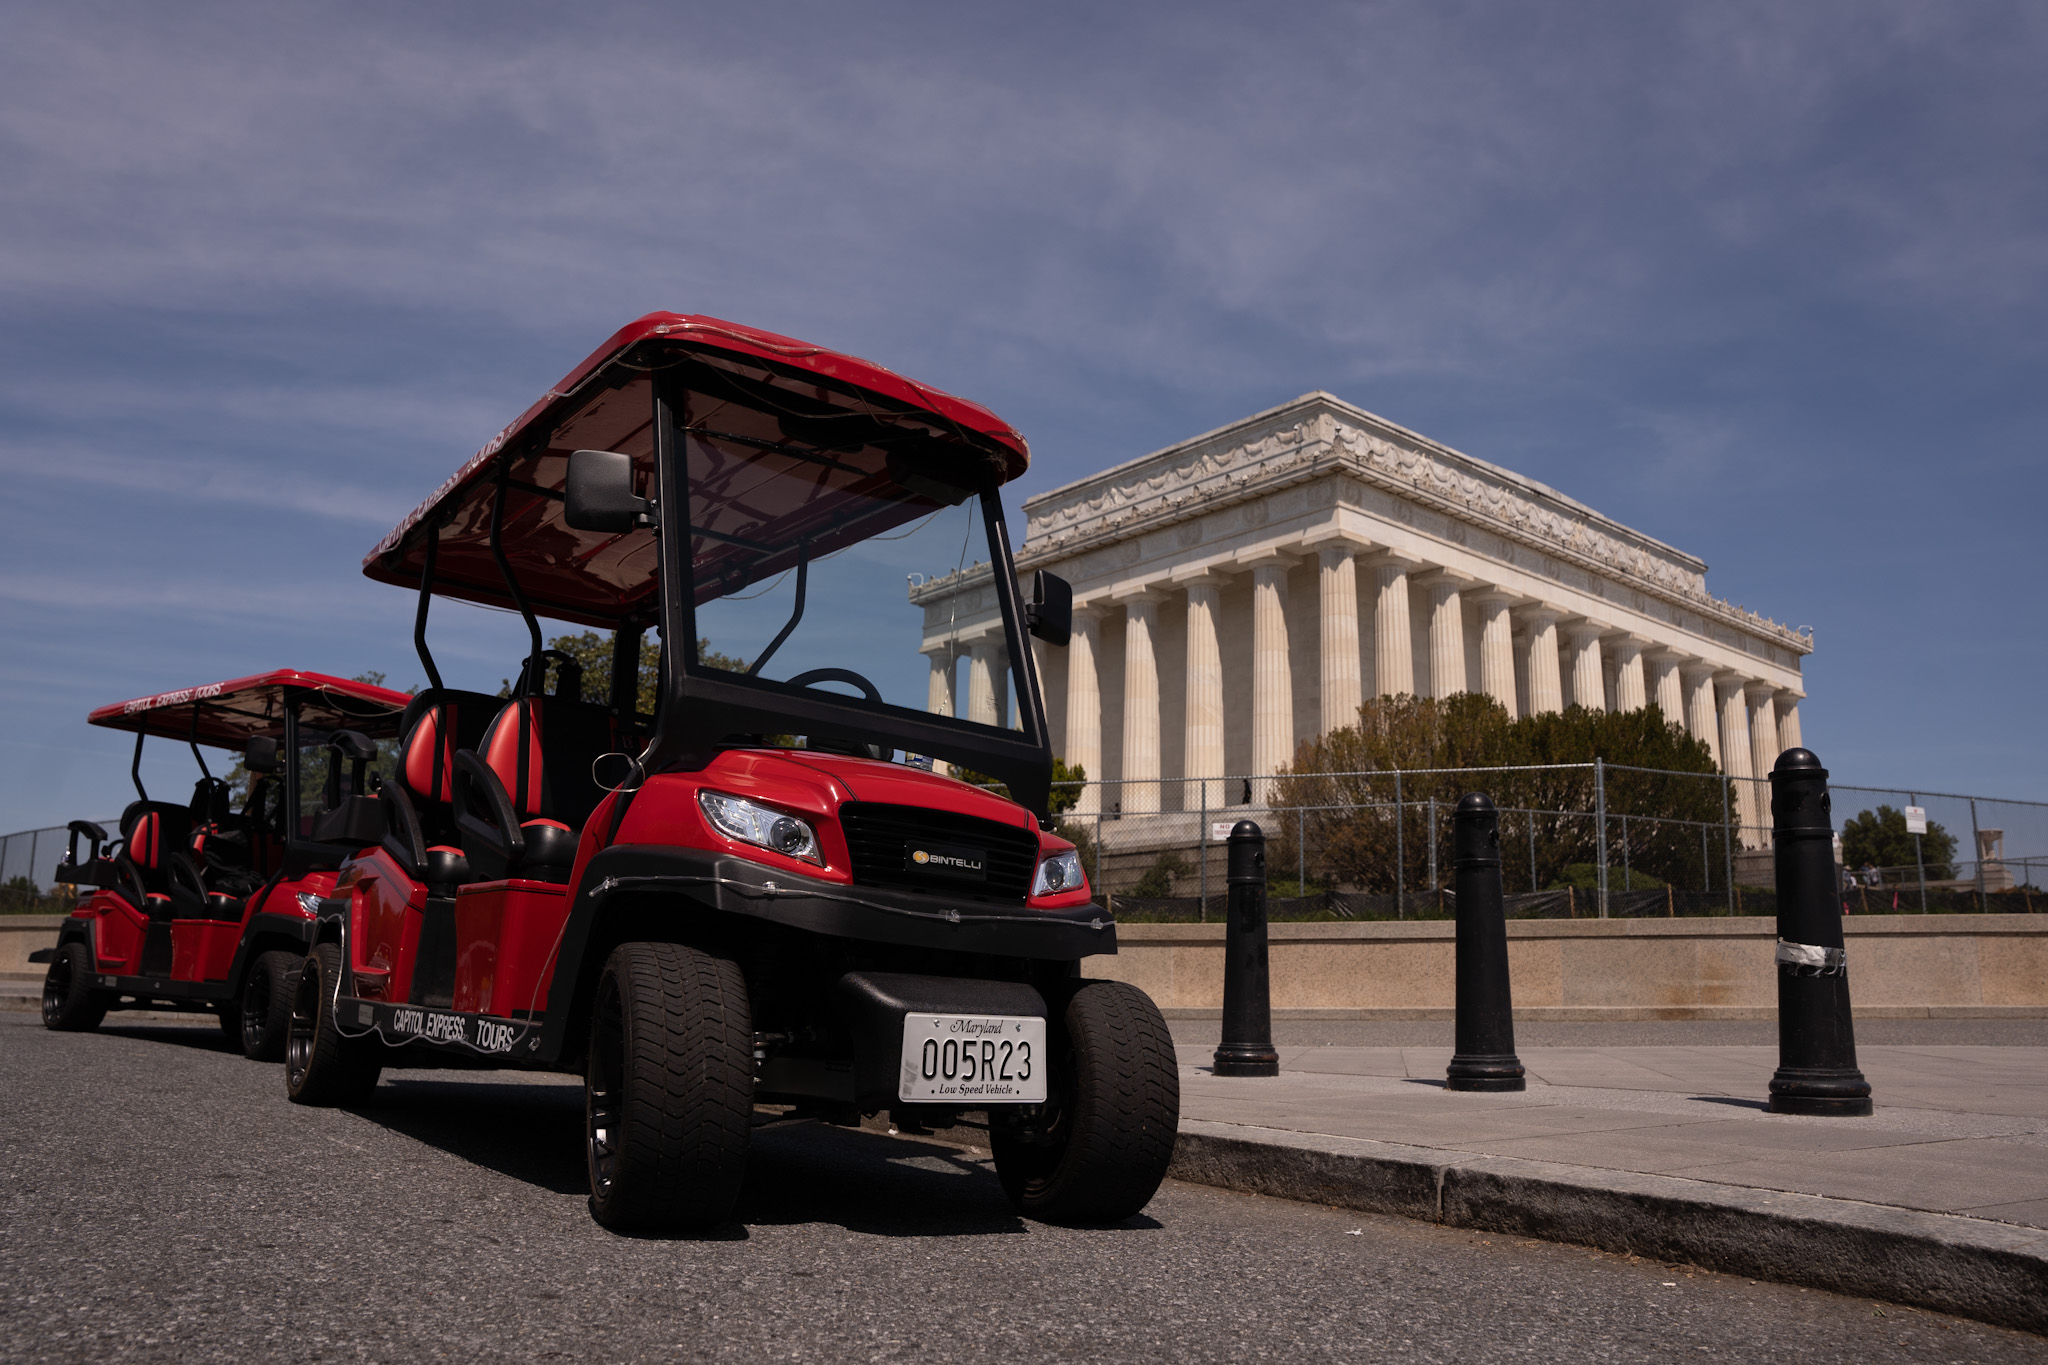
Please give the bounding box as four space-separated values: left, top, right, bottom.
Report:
1014 392 1811 655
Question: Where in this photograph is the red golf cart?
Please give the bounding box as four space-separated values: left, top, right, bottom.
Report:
290 312 1178 1230
39 670 410 1058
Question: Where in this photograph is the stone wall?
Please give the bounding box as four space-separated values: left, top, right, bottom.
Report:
1085 915 2048 1019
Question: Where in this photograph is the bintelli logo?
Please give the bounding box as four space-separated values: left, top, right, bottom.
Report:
910 847 984 875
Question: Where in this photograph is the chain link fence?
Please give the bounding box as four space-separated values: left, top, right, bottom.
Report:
5 766 2043 923
0 822 115 915
1046 765 2047 923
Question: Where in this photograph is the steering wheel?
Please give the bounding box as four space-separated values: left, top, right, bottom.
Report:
783 667 883 705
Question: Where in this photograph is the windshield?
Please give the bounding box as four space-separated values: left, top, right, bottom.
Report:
681 419 1030 758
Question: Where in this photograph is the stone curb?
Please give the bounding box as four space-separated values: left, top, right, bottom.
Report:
1170 1119 2048 1336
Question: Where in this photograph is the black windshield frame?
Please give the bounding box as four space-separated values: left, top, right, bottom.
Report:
640 373 1054 816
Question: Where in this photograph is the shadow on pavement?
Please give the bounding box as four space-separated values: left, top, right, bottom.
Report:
359 1076 589 1196
345 1077 1158 1241
99 1021 239 1053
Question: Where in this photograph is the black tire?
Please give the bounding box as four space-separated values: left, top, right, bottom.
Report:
239 950 300 1061
41 941 107 1032
585 942 753 1233
991 980 1180 1225
284 942 382 1105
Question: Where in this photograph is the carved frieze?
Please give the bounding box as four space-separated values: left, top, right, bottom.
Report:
1016 394 1808 654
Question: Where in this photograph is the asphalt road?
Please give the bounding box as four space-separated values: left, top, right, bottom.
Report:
2 1011 2042 1363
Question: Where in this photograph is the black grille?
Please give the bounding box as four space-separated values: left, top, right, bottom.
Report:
838 802 1040 902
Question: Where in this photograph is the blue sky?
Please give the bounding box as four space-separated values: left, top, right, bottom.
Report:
2 0 2044 833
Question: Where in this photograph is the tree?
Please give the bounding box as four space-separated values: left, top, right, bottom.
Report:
1840 805 1956 879
1130 851 1189 898
503 631 746 712
1270 695 1724 894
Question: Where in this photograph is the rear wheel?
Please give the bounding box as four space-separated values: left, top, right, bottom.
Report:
990 981 1180 1225
585 942 753 1233
284 942 382 1105
239 950 299 1061
41 941 107 1032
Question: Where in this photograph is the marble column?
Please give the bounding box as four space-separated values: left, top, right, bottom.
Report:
1317 544 1364 734
1612 638 1647 713
1521 608 1563 716
1777 692 1804 752
1064 609 1102 814
1564 622 1606 712
1251 557 1295 786
1181 575 1225 812
1119 594 1162 814
1746 682 1780 849
1647 650 1686 727
1716 674 1758 846
1681 663 1722 768
923 645 957 778
1473 592 1518 719
1425 575 1468 699
924 646 956 717
967 635 1005 729
1373 557 1416 698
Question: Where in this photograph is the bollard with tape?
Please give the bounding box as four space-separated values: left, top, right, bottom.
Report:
1446 793 1526 1092
1212 820 1279 1077
1766 748 1873 1116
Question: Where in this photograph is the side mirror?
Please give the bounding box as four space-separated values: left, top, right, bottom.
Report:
1025 571 1073 646
564 449 653 533
245 736 280 774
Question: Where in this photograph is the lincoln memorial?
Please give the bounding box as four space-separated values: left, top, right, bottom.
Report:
912 392 1811 846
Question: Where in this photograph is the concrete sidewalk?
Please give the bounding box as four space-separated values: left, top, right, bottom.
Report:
1169 1040 2048 1333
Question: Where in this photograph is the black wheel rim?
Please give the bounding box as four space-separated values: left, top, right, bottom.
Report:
286 959 319 1088
242 968 270 1053
41 954 69 1026
586 974 624 1201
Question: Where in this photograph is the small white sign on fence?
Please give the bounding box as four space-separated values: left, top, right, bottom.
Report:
1905 806 1928 835
1211 822 1237 842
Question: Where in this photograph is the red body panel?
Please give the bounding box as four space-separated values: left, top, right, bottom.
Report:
64 869 338 983
453 880 570 1017
171 919 241 981
337 850 423 1000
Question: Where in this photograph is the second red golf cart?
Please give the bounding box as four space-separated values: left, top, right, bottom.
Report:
38 670 410 1059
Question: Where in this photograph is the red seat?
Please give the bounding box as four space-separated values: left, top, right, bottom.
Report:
118 802 208 918
455 693 612 883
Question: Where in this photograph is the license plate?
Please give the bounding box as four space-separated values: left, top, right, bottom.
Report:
899 1013 1047 1103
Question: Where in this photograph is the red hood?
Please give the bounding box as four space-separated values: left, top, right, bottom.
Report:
707 749 1035 829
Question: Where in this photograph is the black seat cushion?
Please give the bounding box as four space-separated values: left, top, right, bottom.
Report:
423 844 470 889
517 820 578 879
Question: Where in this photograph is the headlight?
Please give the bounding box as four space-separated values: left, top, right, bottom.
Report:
296 891 325 915
698 791 822 865
1032 849 1085 897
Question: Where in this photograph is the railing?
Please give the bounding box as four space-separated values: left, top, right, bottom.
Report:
1040 764 2047 922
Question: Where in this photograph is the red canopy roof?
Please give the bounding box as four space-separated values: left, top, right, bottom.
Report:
362 313 1030 628
88 671 411 747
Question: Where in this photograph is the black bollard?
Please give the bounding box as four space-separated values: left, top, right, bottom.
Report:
1446 793 1526 1092
1767 749 1873 1116
1213 820 1279 1077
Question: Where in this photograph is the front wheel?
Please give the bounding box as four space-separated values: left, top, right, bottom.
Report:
991 981 1180 1225
284 942 382 1105
239 950 299 1061
585 942 753 1233
41 941 107 1032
